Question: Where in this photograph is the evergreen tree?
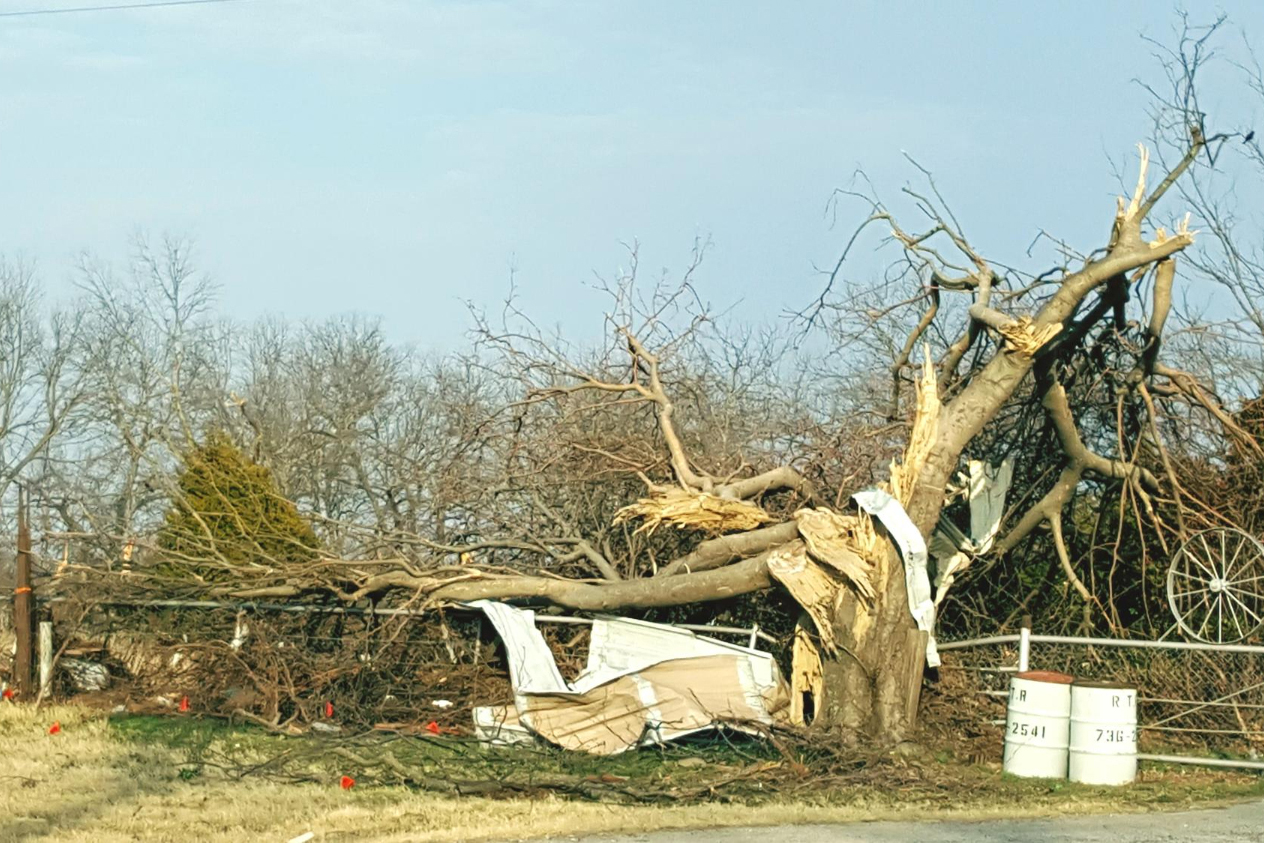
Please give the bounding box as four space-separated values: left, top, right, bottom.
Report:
160 432 318 576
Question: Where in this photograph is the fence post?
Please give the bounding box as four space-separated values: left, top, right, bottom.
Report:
13 488 34 699
1018 614 1032 673
37 621 53 701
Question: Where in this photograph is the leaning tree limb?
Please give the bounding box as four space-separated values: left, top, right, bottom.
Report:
656 520 800 577
226 553 779 610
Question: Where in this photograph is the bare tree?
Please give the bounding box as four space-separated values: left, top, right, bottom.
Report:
0 259 88 525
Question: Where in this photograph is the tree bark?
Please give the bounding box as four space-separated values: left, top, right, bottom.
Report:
426 554 773 608
816 447 957 739
656 521 799 577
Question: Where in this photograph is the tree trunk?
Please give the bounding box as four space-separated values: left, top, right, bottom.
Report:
815 447 957 741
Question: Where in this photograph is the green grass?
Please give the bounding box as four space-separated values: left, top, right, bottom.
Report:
108 712 782 787
102 712 1264 806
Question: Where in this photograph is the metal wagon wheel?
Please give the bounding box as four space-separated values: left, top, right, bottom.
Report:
1167 527 1264 643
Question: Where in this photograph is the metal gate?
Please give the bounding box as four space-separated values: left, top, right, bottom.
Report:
939 634 1264 769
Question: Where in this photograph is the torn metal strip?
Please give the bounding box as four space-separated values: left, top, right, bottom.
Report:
468 599 569 694
852 488 940 667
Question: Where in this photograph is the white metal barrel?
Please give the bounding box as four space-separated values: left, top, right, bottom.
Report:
1003 670 1073 779
1069 680 1137 785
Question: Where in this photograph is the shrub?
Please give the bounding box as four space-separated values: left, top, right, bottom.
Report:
159 432 319 578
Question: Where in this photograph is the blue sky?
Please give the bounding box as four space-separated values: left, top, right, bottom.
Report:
1 0 1261 348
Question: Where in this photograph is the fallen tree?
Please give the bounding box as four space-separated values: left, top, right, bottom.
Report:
71 130 1220 741
43 22 1264 746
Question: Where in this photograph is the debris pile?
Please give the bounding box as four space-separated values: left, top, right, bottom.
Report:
470 600 791 755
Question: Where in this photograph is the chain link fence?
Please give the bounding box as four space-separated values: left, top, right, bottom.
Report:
35 599 513 729
27 597 778 735
939 634 1264 764
27 590 1264 766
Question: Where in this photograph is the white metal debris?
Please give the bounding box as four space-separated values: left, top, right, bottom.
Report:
472 704 535 747
468 600 790 755
61 658 111 692
852 487 940 668
932 458 1014 607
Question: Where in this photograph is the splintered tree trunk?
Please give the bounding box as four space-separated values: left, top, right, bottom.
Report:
817 448 957 741
818 352 1037 739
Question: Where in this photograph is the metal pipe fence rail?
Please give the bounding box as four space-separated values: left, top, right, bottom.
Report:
939 634 1264 769
44 596 777 647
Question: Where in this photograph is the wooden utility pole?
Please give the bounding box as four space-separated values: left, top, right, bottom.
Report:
13 487 34 699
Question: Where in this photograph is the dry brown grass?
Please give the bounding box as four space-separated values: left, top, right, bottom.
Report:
1 702 1260 842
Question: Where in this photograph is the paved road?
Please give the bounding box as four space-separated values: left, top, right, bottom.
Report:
537 800 1264 843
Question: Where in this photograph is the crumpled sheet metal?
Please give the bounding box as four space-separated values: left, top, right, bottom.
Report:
932 458 1014 606
469 600 790 754
968 458 1013 553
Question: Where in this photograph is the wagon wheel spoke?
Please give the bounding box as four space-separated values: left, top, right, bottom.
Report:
1225 592 1246 642
1225 589 1264 628
1226 584 1264 604
1173 588 1206 635
1190 548 1219 582
1196 597 1215 640
1199 531 1221 575
1226 532 1249 582
1218 593 1226 643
